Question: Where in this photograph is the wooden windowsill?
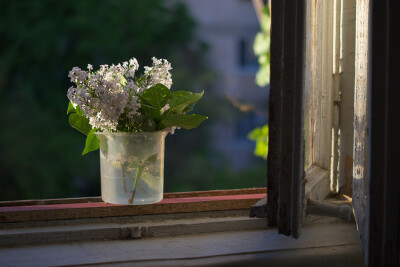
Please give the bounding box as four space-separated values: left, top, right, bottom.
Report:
0 188 266 223
0 188 364 266
1 188 267 249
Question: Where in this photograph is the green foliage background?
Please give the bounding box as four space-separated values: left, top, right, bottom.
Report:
0 0 267 201
248 5 270 159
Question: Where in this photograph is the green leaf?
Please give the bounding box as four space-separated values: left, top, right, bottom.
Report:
67 101 76 115
248 124 269 140
254 140 269 159
167 90 204 114
68 113 91 135
258 54 268 65
140 102 162 120
182 102 197 114
82 129 100 155
247 125 269 159
160 114 208 130
253 32 270 56
144 153 158 166
119 74 127 87
140 84 171 109
255 64 270 87
260 6 271 33
75 105 85 116
67 101 89 134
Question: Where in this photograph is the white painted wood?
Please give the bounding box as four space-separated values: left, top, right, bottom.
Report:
305 0 334 170
303 1 314 170
338 0 356 195
304 0 356 199
305 166 330 201
304 0 336 200
316 0 334 170
330 0 342 193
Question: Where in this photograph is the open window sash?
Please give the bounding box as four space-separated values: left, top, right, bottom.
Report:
267 0 306 238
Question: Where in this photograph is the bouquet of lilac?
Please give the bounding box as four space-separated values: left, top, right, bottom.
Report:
67 57 207 155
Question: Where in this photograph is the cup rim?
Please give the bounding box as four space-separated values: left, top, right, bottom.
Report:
94 130 168 136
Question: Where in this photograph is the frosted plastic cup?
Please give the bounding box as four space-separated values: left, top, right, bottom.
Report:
95 131 167 205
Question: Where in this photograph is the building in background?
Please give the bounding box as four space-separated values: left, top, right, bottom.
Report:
185 0 269 169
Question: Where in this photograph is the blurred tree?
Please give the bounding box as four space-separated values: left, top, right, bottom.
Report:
0 0 212 200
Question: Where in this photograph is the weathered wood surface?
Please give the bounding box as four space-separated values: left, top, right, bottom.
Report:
0 216 268 247
0 188 266 207
0 193 265 223
0 209 250 230
307 199 354 223
309 0 334 171
352 0 368 242
338 0 356 196
249 196 267 218
330 0 342 193
0 224 363 267
303 0 334 199
330 0 356 195
304 166 330 201
304 0 355 197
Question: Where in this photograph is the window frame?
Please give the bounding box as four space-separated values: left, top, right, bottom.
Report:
303 0 357 201
0 0 366 245
266 0 305 238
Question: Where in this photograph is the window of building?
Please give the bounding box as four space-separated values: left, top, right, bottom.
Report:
238 37 259 70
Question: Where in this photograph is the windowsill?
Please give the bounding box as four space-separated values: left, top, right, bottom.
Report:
0 188 363 266
0 219 363 266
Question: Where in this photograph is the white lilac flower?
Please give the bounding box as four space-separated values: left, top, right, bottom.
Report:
160 104 170 114
129 58 139 70
167 126 180 135
140 57 173 91
67 57 176 132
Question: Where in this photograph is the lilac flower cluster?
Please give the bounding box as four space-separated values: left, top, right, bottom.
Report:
67 57 172 131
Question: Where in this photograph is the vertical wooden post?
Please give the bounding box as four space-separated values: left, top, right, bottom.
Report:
367 0 400 265
353 0 369 243
330 0 342 193
267 0 306 238
338 0 356 196
266 0 283 228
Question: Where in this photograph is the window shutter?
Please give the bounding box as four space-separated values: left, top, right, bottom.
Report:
267 0 306 238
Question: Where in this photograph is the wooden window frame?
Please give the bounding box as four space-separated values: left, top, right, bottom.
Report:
266 0 360 239
366 0 400 265
0 0 368 247
303 0 357 201
266 0 305 238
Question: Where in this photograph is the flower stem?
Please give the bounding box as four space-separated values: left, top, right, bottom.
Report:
128 164 144 204
120 163 127 194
